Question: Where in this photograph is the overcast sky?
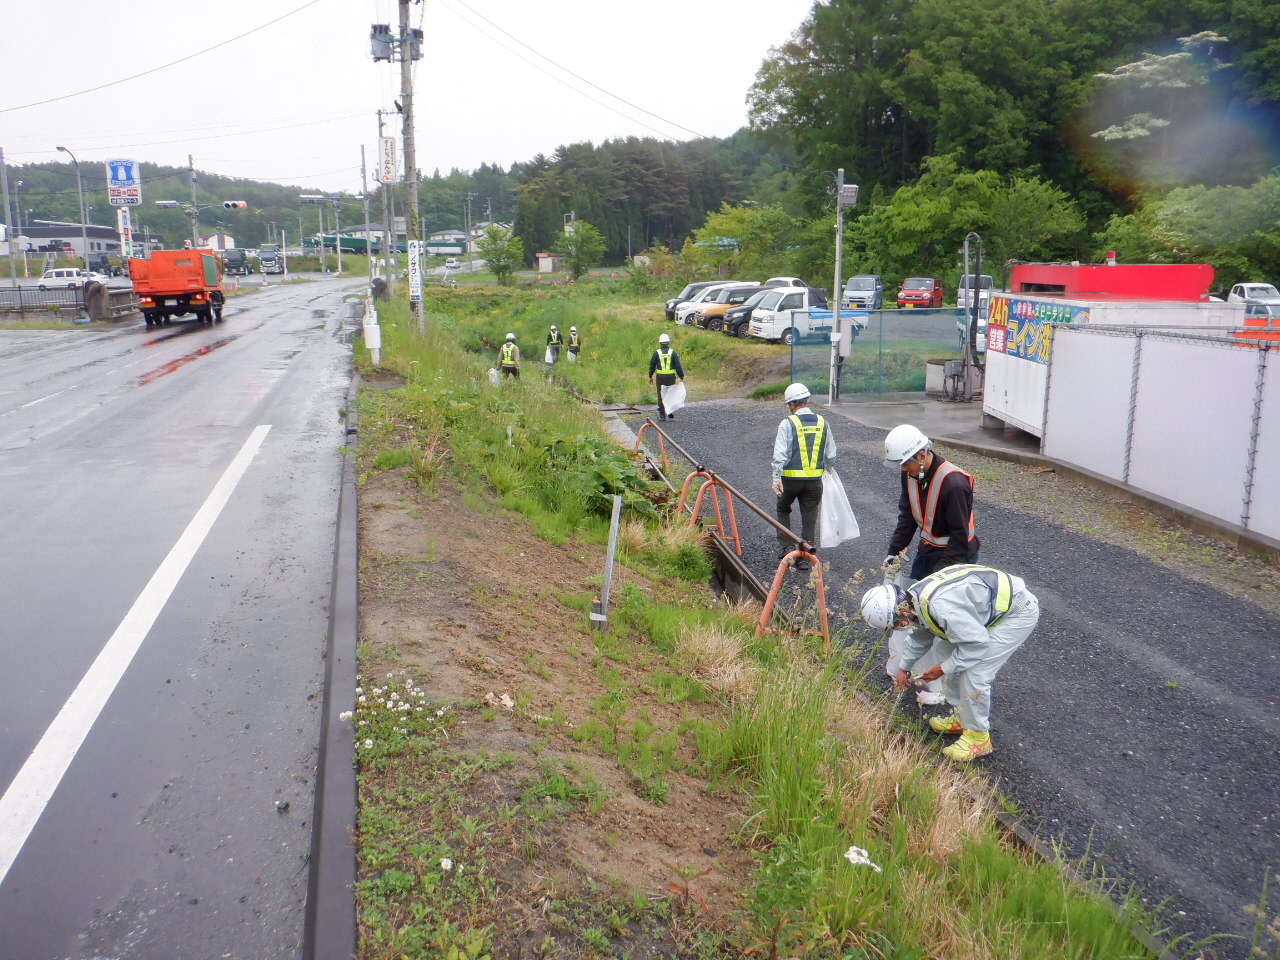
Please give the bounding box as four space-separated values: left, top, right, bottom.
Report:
1 0 814 196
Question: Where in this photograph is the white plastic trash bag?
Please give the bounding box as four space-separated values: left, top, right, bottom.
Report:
818 469 859 548
662 382 687 414
883 569 945 704
567 350 577 363
544 346 555 364
487 367 500 386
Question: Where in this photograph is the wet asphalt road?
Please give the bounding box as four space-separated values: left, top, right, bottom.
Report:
0 279 361 959
639 398 1279 959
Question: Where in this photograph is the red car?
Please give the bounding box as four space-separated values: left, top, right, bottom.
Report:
897 277 944 308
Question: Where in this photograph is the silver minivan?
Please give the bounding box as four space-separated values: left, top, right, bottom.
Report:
843 274 883 309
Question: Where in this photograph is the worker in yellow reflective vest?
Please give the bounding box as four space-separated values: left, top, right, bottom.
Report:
770 382 836 571
499 332 520 379
647 332 684 419
860 564 1039 762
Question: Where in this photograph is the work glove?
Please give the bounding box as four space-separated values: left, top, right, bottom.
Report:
882 555 898 569
771 477 784 497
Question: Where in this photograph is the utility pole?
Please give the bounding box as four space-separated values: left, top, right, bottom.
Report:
361 145 374 293
188 154 199 247
464 192 477 272
1 148 20 288
377 110 395 296
398 0 422 328
830 169 859 406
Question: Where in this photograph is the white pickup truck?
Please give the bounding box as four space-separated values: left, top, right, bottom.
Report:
749 286 862 344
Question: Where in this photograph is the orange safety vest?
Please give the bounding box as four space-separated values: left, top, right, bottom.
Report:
906 461 975 548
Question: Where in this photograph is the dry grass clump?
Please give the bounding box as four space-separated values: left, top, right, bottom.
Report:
675 621 761 703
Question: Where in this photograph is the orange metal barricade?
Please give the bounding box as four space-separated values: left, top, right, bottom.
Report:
754 549 831 653
632 421 669 473
678 471 742 556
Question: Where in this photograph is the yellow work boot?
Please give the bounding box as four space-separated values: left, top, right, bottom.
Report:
941 730 992 762
929 714 962 735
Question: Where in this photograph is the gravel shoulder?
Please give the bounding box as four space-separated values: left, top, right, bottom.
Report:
640 397 1280 959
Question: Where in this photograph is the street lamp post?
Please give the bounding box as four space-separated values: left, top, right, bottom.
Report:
56 146 90 269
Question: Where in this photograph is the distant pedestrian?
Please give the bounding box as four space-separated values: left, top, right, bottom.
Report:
771 383 836 571
546 325 563 363
499 332 520 379
859 563 1039 762
567 325 582 362
647 332 684 420
882 424 979 580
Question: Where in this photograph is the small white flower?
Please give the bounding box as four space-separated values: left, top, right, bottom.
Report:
389 692 398 701
843 845 882 872
440 858 453 872
339 711 353 722
436 709 445 717
363 738 374 749
355 686 364 695
358 695 367 703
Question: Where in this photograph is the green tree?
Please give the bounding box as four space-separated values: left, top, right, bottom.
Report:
554 221 605 280
693 202 803 278
475 224 524 285
852 155 1084 284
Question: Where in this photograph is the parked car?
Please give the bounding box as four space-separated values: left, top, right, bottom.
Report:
665 280 723 321
765 276 805 287
694 284 770 329
38 267 108 289
897 277 944 308
721 289 773 338
1244 302 1280 320
675 281 758 324
842 274 883 309
1227 282 1280 307
444 257 461 270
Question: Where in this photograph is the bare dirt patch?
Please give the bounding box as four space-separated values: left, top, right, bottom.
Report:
357 469 756 953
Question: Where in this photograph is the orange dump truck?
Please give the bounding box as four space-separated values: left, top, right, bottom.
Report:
128 250 226 328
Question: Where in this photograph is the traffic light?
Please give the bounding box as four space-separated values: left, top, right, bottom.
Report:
223 201 247 209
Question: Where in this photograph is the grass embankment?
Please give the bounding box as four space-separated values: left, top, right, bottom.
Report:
348 287 1164 959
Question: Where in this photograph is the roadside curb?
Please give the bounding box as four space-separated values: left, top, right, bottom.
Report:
303 370 361 960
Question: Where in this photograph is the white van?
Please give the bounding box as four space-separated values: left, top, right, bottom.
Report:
749 287 832 343
957 274 994 318
39 267 103 290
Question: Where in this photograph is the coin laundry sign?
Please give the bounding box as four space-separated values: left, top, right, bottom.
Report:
105 159 141 205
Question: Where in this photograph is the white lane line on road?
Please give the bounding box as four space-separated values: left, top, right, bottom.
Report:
0 424 273 886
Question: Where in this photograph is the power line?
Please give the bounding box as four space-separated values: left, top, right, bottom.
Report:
0 0 324 114
439 0 803 172
444 0 706 141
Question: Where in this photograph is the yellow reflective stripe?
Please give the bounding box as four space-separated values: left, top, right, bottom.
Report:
657 347 674 373
500 343 516 364
913 564 1012 635
781 414 826 477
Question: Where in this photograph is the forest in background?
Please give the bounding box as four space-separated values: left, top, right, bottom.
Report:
8 0 1278 287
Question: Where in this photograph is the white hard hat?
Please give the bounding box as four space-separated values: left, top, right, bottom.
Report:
550 325 557 330
783 383 811 404
658 333 671 344
884 424 930 465
860 584 906 631
505 332 515 341
570 326 577 332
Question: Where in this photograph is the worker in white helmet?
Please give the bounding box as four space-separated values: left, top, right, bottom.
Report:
771 383 837 571
546 324 564 364
882 424 979 580
648 332 685 419
860 564 1038 762
498 332 520 379
567 325 582 362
